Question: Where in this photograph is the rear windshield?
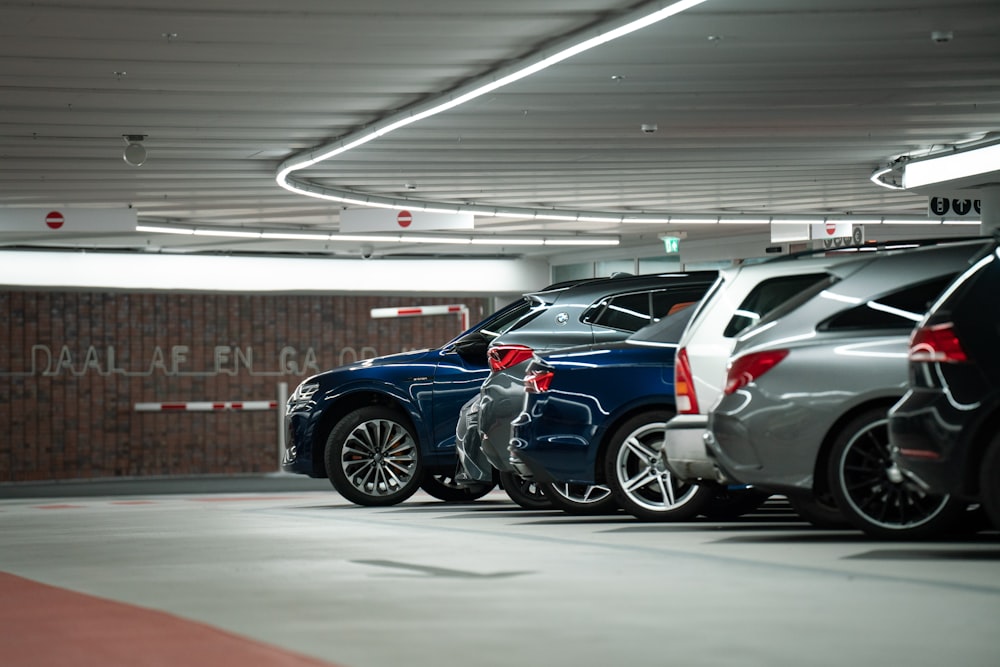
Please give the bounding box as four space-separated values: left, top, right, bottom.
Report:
819 274 957 331
723 273 832 337
628 303 697 344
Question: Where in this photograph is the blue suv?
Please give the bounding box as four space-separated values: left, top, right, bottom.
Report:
283 272 715 507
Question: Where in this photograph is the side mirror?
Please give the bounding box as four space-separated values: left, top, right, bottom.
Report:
452 332 489 364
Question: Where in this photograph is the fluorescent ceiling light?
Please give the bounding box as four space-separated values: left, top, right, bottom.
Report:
275 0 709 224
193 229 262 239
903 141 1000 189
137 223 617 247
260 232 332 241
137 224 194 235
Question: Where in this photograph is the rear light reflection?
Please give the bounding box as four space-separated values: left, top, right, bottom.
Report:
488 344 535 372
724 349 789 395
909 322 968 363
524 369 554 394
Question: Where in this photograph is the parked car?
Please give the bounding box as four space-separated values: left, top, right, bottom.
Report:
282 289 555 506
889 238 1000 531
469 272 717 498
455 394 550 509
706 238 991 538
662 250 866 504
508 305 766 520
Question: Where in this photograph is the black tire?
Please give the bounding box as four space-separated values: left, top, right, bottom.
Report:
542 482 619 515
420 472 495 502
603 411 713 521
324 405 422 506
702 487 771 520
828 408 968 539
786 492 850 529
980 432 1000 531
499 471 553 510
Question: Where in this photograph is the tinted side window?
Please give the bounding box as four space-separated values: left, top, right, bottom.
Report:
584 286 710 333
589 291 653 332
821 275 956 331
723 273 830 337
650 288 708 319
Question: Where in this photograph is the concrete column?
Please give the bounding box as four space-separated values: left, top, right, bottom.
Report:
979 186 1000 234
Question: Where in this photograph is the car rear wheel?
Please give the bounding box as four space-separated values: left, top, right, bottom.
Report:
542 482 619 515
499 471 552 510
604 412 713 521
980 432 1000 531
325 406 422 506
420 472 496 502
828 408 967 539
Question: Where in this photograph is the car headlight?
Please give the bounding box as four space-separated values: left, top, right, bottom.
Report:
288 382 320 412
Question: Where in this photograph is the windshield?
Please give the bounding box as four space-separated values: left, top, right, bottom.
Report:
447 296 536 346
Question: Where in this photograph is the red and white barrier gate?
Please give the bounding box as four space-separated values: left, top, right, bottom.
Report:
134 382 290 471
134 401 277 412
370 304 469 332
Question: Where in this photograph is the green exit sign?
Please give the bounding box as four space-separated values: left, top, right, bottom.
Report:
662 236 681 254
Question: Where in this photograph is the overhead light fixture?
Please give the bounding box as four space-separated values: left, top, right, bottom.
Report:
903 140 1000 189
275 0 709 221
137 223 618 247
123 134 147 167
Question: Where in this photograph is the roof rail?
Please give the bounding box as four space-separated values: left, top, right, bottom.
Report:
764 235 990 263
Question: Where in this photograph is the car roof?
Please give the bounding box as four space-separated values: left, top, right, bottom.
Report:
527 270 718 304
732 238 993 353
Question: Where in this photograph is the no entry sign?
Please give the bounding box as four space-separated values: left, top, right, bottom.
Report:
45 211 65 229
0 207 136 232
340 208 474 232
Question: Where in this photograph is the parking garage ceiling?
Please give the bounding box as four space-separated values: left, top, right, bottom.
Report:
1 0 998 259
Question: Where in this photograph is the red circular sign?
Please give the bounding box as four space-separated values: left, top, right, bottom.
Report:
397 210 412 228
45 211 65 230
825 221 836 236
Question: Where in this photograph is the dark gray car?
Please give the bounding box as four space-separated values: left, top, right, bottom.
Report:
457 272 717 504
705 238 990 538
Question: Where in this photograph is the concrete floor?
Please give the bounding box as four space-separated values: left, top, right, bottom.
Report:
1 476 999 667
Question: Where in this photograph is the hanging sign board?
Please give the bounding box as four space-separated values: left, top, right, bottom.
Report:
811 223 864 249
340 208 474 232
0 207 137 233
928 197 981 219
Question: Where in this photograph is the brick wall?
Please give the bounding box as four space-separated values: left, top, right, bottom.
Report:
0 291 491 482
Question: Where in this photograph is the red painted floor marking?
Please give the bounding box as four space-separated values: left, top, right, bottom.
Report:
0 572 345 667
33 504 84 510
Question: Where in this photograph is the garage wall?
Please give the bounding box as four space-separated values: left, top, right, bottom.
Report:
0 291 492 483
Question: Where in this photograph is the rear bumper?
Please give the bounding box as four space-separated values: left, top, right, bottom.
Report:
661 414 717 481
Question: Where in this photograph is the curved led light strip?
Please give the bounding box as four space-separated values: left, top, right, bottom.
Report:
275 0 710 224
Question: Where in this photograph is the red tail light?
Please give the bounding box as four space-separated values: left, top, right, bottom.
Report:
524 368 554 394
724 349 789 395
909 323 968 363
674 348 700 414
488 344 535 372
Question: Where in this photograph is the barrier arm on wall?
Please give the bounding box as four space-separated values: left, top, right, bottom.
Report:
135 387 289 472
369 304 469 333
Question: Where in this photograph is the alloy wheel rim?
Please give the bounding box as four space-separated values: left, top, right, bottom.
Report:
837 417 949 530
341 418 417 497
549 482 613 505
614 422 699 512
